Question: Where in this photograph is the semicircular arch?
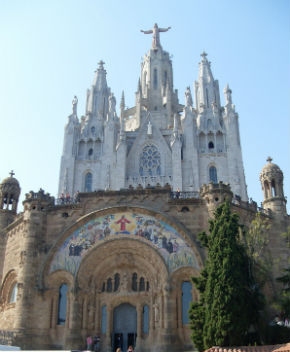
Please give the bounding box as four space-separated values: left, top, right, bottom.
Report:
39 205 203 289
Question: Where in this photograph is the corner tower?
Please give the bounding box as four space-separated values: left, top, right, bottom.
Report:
0 171 20 230
260 157 287 216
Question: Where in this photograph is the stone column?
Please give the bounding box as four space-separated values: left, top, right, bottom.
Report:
64 291 83 350
135 303 143 349
104 304 112 352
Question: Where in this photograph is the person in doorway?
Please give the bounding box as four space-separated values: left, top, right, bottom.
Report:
86 335 93 351
127 346 134 352
116 348 122 352
93 335 100 352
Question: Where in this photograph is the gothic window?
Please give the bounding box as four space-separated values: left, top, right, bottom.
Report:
146 281 150 291
101 305 107 334
91 126 95 135
84 172 92 192
8 283 18 303
209 166 218 183
114 273 120 292
164 70 167 86
139 277 145 291
153 68 158 89
139 145 161 177
102 282 106 292
88 148 93 157
132 273 138 291
107 278 112 292
143 305 149 334
57 284 68 325
208 141 214 149
206 88 209 108
182 281 192 325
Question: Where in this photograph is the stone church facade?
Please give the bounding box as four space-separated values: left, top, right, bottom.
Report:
0 25 289 351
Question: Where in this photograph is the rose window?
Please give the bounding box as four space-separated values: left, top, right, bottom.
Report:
139 145 161 176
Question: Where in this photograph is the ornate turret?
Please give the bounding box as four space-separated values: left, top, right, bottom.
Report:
260 157 287 216
200 181 233 216
86 60 110 118
195 52 221 113
0 171 21 230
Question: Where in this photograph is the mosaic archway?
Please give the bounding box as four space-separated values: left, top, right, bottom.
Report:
49 209 200 277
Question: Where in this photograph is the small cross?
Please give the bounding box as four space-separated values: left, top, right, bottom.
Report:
9 170 15 177
267 156 273 163
98 60 105 68
201 51 208 59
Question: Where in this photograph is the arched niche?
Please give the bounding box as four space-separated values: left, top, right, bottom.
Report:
40 206 203 290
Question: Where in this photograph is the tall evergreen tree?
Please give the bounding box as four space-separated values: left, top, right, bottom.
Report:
189 201 262 351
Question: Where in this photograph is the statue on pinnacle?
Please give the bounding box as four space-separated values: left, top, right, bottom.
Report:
141 23 171 49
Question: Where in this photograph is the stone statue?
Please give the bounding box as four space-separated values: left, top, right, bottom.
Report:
153 303 160 322
109 93 116 114
141 23 171 49
224 84 232 105
185 86 193 107
72 96 78 115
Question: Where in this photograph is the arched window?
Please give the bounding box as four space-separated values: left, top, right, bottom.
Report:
107 278 112 292
143 305 149 334
206 88 209 108
85 172 92 192
153 68 158 89
139 145 161 177
271 180 276 197
88 148 93 157
164 70 167 86
182 281 192 325
209 166 217 183
132 273 138 291
101 305 107 334
114 273 120 292
139 277 145 291
57 284 68 325
208 141 214 149
9 283 18 303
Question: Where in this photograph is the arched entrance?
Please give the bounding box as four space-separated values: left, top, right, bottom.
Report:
113 303 137 352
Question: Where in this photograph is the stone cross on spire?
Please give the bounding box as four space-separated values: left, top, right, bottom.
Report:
9 170 15 177
267 156 273 163
141 23 171 49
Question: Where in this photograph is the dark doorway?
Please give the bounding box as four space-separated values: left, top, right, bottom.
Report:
113 303 137 351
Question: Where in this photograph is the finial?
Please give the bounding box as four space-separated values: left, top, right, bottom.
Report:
201 51 208 59
267 156 273 163
72 95 78 115
9 170 15 178
98 60 105 69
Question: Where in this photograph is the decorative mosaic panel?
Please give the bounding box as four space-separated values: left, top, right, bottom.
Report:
49 212 199 276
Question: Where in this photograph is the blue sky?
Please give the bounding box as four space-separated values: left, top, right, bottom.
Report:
0 0 289 211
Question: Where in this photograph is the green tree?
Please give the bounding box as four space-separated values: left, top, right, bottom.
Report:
189 201 262 351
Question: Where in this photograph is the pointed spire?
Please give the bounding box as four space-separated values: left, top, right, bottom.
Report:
185 86 193 107
224 84 232 105
137 78 142 93
92 60 108 90
199 51 214 83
